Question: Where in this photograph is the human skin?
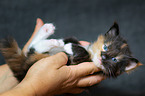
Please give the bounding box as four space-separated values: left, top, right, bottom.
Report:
0 18 105 95
0 52 104 96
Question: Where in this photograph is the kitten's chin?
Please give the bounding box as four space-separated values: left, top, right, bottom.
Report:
94 62 105 70
93 62 107 73
90 51 103 69
92 57 105 71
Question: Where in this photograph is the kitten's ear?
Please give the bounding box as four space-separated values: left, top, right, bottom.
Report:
125 58 143 72
105 22 119 37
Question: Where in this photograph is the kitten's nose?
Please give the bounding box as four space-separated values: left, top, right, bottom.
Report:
101 52 107 60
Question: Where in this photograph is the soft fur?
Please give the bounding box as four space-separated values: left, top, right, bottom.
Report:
0 22 142 81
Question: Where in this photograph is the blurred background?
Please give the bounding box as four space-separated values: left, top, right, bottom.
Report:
0 0 145 96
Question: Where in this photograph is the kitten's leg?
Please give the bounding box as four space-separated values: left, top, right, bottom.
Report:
28 23 55 51
32 39 64 53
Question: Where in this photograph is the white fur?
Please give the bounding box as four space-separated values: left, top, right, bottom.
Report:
28 23 55 50
88 45 94 56
88 46 105 70
92 53 105 70
33 39 64 53
125 62 137 71
57 39 65 47
64 43 73 55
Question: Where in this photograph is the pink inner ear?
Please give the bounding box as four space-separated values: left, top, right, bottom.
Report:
137 62 143 66
125 62 137 71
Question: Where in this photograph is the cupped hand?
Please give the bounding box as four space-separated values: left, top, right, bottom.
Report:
16 52 104 96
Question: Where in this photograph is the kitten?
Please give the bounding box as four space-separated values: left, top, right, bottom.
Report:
0 23 142 81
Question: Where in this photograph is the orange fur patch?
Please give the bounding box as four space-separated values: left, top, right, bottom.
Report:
92 35 105 56
28 53 50 61
87 35 105 68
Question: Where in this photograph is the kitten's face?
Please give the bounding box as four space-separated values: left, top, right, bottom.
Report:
90 23 142 77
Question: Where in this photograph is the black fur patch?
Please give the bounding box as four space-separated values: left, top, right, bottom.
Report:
63 37 80 44
70 44 91 64
27 47 35 56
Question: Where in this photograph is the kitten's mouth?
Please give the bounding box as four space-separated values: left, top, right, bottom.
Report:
93 57 105 70
93 58 118 77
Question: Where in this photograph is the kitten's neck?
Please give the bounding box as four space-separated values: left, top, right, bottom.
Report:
84 44 94 60
85 43 105 70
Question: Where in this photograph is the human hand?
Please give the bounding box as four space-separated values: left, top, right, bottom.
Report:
14 52 104 96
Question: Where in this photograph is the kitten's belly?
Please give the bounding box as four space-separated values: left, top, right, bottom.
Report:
48 47 65 56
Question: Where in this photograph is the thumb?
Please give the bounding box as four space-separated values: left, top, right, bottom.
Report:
43 52 68 68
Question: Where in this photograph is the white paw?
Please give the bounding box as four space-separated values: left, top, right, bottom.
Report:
58 39 65 47
28 23 55 50
49 39 64 47
50 39 60 46
42 23 55 36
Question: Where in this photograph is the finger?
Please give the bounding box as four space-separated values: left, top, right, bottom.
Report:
79 41 90 46
69 62 100 78
43 52 68 68
33 18 44 34
77 75 104 87
22 18 44 53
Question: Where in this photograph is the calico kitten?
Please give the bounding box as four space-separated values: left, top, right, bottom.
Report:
0 23 142 81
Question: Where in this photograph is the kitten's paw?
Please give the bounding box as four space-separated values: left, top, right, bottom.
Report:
50 39 59 45
49 39 64 47
36 23 55 40
41 23 55 36
28 23 55 51
58 39 65 47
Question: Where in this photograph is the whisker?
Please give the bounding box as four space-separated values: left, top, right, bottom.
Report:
110 65 116 77
110 67 116 78
107 68 112 77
